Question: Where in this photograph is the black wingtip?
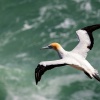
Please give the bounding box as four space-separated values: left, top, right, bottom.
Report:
36 81 38 85
93 73 100 82
35 66 39 85
82 24 100 33
35 74 38 85
35 64 46 85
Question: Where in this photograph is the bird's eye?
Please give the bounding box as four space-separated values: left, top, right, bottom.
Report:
48 45 52 49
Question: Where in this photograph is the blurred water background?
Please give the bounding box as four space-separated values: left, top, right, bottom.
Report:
0 0 100 100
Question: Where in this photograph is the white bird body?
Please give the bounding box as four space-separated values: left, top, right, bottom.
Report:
40 51 95 76
35 24 100 85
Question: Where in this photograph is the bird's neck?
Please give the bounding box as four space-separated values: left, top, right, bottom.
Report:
56 47 67 58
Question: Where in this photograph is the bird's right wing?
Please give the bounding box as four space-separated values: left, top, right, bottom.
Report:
35 58 81 85
35 59 67 85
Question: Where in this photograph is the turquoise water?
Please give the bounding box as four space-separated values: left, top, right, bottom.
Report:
0 0 100 100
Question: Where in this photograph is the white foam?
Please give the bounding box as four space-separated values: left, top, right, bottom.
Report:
48 73 87 86
40 7 47 16
49 32 58 38
73 0 83 3
85 2 92 11
15 53 28 58
0 64 5 69
37 73 87 99
6 73 88 100
0 31 14 47
22 22 33 31
6 87 53 100
55 18 76 29
31 94 49 100
40 4 67 16
81 2 92 12
70 90 95 100
17 5 68 33
9 76 19 81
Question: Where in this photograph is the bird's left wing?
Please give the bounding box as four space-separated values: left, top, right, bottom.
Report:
72 24 100 58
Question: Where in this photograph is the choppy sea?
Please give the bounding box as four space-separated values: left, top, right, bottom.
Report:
0 0 100 100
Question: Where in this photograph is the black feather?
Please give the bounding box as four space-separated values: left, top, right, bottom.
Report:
82 24 100 50
84 71 92 79
93 73 100 82
35 63 66 85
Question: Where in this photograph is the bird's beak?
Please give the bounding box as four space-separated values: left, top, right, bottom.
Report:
42 45 52 49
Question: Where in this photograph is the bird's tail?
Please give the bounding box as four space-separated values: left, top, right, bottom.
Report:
84 69 100 82
92 70 100 82
93 74 100 82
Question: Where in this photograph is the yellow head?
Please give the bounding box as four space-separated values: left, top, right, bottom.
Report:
42 42 62 50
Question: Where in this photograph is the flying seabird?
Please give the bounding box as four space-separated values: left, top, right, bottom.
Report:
35 24 100 85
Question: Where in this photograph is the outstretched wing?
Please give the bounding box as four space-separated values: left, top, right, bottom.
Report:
35 57 82 85
72 24 100 58
35 59 67 85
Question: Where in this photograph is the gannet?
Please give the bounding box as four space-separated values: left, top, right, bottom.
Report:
35 24 100 85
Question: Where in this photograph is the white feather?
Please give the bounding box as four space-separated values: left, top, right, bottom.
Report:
72 29 91 58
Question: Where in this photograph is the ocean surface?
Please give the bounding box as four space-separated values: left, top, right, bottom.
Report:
0 0 100 100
